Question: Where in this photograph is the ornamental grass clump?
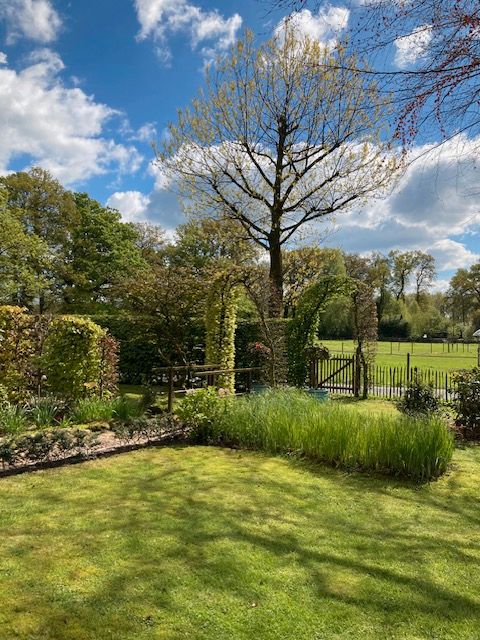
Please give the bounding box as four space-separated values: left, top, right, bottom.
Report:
71 397 116 424
0 404 28 436
205 389 453 481
71 396 143 424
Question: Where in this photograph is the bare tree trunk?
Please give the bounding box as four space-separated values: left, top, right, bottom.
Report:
268 234 284 317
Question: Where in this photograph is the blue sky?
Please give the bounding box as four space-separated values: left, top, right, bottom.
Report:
0 0 478 287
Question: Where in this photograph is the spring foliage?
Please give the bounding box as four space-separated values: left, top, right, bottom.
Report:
205 272 239 393
0 308 118 400
43 316 113 399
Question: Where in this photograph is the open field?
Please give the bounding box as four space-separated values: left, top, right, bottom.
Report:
320 339 478 373
1 444 479 640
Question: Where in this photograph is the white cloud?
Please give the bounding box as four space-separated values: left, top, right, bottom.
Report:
133 122 157 143
275 7 349 46
0 49 143 185
326 134 480 275
134 0 242 66
394 25 432 69
430 239 479 271
125 132 480 278
0 51 7 64
0 0 62 44
107 191 151 223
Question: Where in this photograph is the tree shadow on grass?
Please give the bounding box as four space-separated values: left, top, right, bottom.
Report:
1 446 480 639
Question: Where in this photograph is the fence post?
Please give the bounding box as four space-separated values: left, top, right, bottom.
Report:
407 352 411 380
309 359 315 388
167 367 174 413
353 352 360 397
246 369 252 393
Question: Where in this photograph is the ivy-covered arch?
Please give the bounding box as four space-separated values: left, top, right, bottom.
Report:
287 275 355 387
205 267 378 395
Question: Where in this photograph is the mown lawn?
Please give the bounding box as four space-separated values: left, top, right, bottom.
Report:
1 444 479 640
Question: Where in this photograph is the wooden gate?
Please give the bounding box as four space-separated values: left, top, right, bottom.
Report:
309 356 356 394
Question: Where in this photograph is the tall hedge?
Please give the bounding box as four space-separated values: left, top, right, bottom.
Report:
90 314 205 384
43 316 117 399
0 306 36 400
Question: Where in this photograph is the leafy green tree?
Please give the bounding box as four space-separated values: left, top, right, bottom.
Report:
370 252 392 323
283 247 345 318
159 30 396 314
0 167 78 312
61 193 146 312
172 218 258 272
447 265 480 329
0 190 48 304
388 250 418 302
413 252 436 304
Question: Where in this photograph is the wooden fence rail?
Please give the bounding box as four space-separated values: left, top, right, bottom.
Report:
162 365 262 412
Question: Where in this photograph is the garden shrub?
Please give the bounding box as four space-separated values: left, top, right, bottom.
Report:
0 307 51 401
98 334 119 397
451 368 480 438
396 377 440 417
177 387 232 437
201 388 453 480
91 314 205 384
43 316 117 400
205 273 239 393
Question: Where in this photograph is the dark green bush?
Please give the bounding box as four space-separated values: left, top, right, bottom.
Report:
91 314 205 384
451 368 480 438
396 377 440 417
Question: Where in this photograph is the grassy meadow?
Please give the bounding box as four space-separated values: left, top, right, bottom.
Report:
320 339 478 372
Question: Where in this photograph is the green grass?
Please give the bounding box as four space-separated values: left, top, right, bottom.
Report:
70 396 143 424
0 404 28 436
0 445 479 639
321 339 477 372
332 396 399 416
207 389 453 480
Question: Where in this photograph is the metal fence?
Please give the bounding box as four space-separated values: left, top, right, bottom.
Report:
311 357 455 400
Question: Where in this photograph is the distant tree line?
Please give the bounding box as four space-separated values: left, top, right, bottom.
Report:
0 168 478 381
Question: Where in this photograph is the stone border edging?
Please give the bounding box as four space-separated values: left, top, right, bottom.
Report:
0 428 191 479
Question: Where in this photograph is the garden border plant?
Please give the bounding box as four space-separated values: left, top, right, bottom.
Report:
178 387 454 481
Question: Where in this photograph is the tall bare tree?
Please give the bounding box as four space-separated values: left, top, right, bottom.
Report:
158 29 396 315
413 252 436 303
